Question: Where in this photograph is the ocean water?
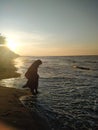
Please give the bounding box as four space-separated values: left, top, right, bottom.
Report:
0 56 98 130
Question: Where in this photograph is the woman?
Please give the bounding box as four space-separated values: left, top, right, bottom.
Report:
23 59 42 95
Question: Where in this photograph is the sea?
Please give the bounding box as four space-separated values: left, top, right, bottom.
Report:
0 56 98 130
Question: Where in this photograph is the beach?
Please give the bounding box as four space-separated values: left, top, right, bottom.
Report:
0 86 33 129
0 57 46 130
0 55 98 130
0 82 47 130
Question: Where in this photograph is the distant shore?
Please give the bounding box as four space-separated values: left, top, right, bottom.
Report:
0 46 20 80
0 64 20 80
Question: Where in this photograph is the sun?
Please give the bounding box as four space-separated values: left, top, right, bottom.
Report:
7 39 17 52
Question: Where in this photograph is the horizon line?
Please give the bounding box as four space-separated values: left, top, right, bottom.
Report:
20 54 98 57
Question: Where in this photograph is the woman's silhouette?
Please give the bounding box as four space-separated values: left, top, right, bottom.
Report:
23 59 42 95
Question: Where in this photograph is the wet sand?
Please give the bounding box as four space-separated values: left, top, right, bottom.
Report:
0 86 47 130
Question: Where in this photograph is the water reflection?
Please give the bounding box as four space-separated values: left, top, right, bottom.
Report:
0 57 27 89
14 57 24 70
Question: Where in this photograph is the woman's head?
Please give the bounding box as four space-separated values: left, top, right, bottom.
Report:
33 60 42 67
35 60 42 65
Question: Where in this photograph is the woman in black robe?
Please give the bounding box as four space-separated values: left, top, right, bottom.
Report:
23 59 42 95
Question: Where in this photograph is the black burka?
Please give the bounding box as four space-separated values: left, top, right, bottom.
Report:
23 59 42 95
26 74 39 94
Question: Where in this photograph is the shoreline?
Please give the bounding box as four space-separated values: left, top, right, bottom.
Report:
0 60 20 80
0 59 47 130
0 46 49 130
0 86 47 130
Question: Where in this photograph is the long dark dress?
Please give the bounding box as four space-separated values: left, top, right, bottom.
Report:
25 64 39 94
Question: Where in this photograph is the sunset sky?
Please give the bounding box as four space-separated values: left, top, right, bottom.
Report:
0 0 98 56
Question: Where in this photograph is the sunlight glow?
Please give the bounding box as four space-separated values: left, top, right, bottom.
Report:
7 39 18 52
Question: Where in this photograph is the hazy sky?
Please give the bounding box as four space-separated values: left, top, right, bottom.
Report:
0 0 98 56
